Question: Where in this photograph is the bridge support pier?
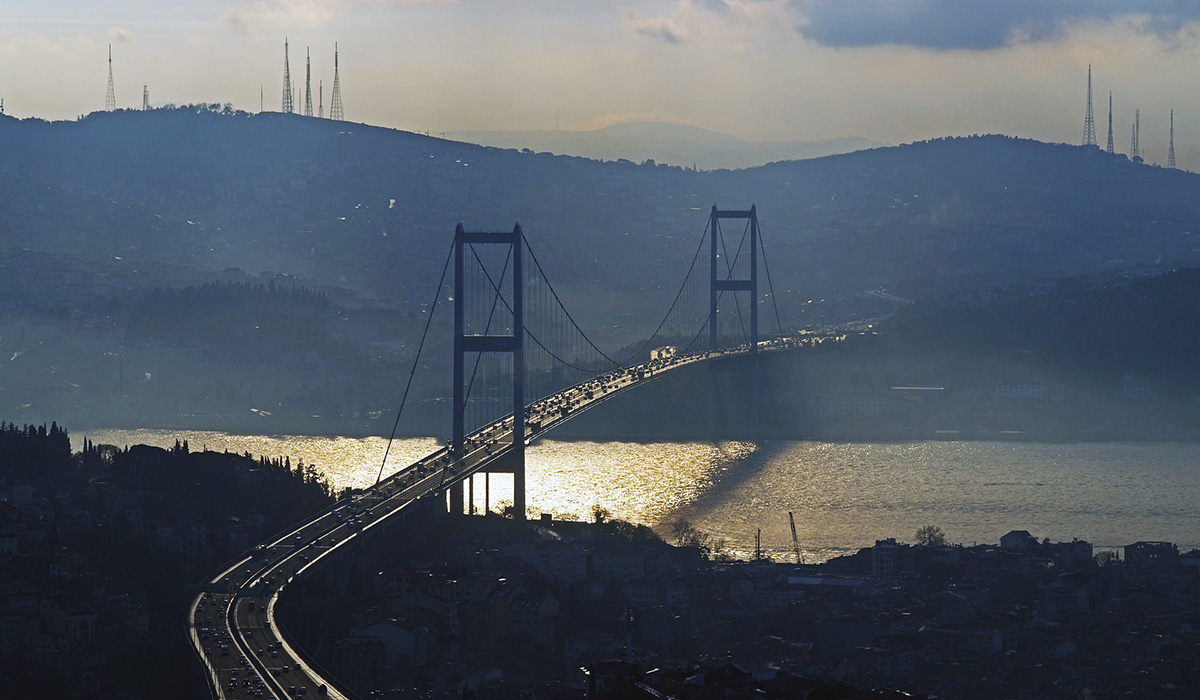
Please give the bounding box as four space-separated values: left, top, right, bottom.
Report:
452 223 526 521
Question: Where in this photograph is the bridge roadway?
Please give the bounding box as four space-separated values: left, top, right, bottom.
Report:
187 335 820 699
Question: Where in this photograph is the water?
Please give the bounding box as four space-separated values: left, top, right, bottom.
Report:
74 429 1200 562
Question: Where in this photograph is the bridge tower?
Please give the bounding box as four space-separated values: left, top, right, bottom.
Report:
452 224 525 520
709 205 758 353
708 205 760 435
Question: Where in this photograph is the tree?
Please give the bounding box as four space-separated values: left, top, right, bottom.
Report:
915 524 947 547
670 519 714 556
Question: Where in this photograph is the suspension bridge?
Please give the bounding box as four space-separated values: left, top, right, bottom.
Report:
188 206 816 700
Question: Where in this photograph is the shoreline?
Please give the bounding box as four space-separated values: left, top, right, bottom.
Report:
65 420 1200 446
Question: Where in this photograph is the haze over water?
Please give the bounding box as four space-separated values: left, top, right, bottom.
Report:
75 430 1200 561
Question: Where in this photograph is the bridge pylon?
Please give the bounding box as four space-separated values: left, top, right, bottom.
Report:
708 205 761 435
709 205 758 353
453 223 526 520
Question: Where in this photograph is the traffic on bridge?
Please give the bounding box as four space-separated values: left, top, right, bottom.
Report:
187 332 826 699
188 208 813 698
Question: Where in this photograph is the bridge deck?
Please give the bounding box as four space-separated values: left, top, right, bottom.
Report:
187 335 818 699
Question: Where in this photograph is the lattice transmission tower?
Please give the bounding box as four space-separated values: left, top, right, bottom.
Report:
142 85 149 111
1106 92 1114 154
330 43 344 121
282 38 294 114
319 81 323 119
304 47 313 117
1082 65 1096 147
105 45 116 111
1169 109 1176 169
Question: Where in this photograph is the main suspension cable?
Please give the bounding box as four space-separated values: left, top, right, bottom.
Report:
520 232 625 369
618 217 711 364
757 221 785 338
375 238 455 486
467 243 600 376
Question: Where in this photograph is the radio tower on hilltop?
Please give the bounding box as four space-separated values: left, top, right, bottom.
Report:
142 85 149 111
304 47 313 117
1082 65 1096 147
330 43 344 121
1169 109 1176 169
319 81 324 119
1131 109 1142 163
282 38 294 114
105 45 116 111
1106 93 1114 154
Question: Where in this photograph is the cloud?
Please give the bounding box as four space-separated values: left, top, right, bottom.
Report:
621 0 787 45
621 6 691 44
0 32 92 56
223 0 336 37
694 0 734 14
792 0 1200 50
109 27 135 45
221 0 462 36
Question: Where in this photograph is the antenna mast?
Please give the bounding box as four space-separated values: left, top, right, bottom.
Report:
318 81 324 119
1106 92 1114 154
304 47 313 117
142 85 149 111
1169 109 1176 169
1082 65 1096 147
282 38 294 114
1131 109 1141 163
330 42 344 121
105 45 116 111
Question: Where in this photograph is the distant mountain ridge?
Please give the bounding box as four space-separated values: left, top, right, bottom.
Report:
447 121 880 170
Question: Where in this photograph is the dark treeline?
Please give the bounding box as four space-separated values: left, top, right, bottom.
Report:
0 422 337 698
888 267 1200 392
77 436 335 533
0 421 73 490
125 280 334 356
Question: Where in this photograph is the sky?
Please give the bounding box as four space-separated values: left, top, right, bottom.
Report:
5 1 1200 168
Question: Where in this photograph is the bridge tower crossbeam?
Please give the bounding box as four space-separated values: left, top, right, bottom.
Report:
452 224 525 521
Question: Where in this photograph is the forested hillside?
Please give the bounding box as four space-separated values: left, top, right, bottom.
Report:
2 107 1199 433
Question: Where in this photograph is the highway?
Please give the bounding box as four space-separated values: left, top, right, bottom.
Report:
187 335 818 699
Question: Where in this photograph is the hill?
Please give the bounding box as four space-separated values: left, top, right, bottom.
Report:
445 121 878 170
2 106 1200 433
